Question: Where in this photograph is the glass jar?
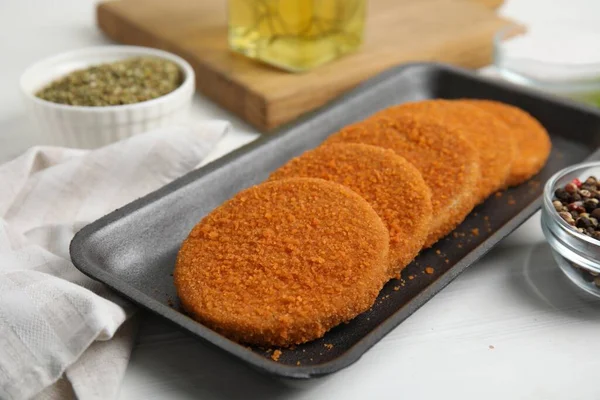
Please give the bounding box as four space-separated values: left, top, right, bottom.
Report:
541 161 600 298
228 0 366 72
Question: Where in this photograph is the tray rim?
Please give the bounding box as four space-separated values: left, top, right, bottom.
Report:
70 62 600 379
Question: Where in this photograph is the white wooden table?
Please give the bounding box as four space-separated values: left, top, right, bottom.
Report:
2 1 600 399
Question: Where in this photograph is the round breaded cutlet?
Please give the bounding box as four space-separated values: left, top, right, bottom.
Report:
380 100 517 201
325 115 480 247
174 177 389 347
269 143 432 279
461 99 551 186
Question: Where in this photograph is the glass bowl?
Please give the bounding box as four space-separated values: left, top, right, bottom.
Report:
494 25 600 107
541 161 600 297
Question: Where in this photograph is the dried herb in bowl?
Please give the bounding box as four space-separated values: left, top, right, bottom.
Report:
35 57 182 106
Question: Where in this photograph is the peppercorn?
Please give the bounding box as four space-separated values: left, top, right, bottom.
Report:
552 200 564 211
565 182 578 193
581 184 595 192
568 202 585 213
570 193 582 202
554 188 570 201
576 216 593 229
559 211 575 225
584 198 599 212
570 210 580 219
585 176 597 185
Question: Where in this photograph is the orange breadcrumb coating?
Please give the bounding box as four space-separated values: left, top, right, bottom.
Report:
174 178 389 347
380 100 517 201
463 99 551 186
325 114 480 247
269 143 432 279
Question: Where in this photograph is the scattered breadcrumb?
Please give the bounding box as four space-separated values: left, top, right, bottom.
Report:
444 259 450 264
435 250 441 255
457 243 463 248
408 275 415 280
393 286 400 291
507 196 516 205
495 192 503 198
271 349 282 361
324 343 334 350
425 266 434 275
471 228 479 236
296 361 301 366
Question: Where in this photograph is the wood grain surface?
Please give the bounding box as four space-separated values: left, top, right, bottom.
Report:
472 0 505 9
97 0 515 131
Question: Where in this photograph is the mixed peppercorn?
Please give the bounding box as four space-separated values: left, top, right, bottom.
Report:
553 176 600 241
553 176 600 288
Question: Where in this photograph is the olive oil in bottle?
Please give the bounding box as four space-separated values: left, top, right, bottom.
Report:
228 0 366 72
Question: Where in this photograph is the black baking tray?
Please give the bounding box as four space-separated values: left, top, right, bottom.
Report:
70 63 600 379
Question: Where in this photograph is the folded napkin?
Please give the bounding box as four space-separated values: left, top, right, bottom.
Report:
0 122 228 400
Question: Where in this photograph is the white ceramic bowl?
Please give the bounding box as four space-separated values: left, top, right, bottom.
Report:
20 45 195 149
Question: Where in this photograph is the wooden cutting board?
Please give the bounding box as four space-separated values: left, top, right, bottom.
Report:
97 0 515 131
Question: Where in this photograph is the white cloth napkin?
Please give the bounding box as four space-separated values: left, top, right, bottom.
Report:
0 122 228 400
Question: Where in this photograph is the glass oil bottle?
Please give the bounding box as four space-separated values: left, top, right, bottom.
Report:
228 0 366 72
